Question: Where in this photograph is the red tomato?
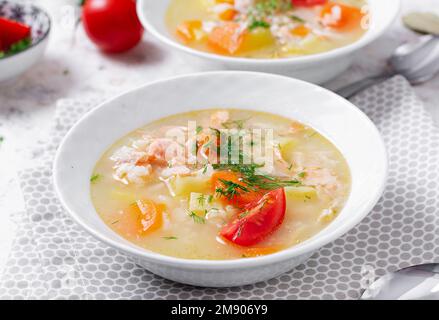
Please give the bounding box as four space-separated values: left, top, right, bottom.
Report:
292 0 327 6
220 188 286 246
82 0 143 53
0 17 31 50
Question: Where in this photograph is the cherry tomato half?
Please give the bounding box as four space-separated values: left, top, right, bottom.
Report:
292 0 327 6
0 17 31 51
220 188 286 247
82 0 143 53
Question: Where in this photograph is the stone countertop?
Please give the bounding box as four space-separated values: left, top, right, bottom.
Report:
0 0 438 274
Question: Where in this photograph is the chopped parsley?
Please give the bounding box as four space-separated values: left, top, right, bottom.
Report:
196 125 203 134
90 173 101 183
298 172 306 178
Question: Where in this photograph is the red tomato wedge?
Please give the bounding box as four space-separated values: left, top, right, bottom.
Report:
220 188 286 246
0 17 31 50
292 0 327 6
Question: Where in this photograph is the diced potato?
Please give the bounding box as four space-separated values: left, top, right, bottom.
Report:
172 175 211 197
318 208 337 223
110 190 137 203
284 186 317 202
240 28 276 53
299 34 334 54
278 138 298 163
189 192 212 213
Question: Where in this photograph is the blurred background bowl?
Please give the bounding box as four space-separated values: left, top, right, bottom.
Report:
137 0 401 84
0 1 51 83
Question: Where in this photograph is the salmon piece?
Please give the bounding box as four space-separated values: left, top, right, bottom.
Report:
208 22 245 54
320 3 364 30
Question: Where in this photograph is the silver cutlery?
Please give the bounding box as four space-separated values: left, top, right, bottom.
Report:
336 35 439 99
361 263 439 300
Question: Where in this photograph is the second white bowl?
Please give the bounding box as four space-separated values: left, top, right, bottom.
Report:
137 0 400 84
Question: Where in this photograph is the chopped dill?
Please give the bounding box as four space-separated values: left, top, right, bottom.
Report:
187 211 206 224
162 236 178 240
90 174 101 183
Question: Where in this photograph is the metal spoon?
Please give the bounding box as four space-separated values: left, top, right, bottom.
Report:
336 35 439 99
361 263 439 300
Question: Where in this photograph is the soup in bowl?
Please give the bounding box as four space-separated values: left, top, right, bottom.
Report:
54 72 387 286
166 0 368 59
91 109 351 260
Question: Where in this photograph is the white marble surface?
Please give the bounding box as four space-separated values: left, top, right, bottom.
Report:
0 0 438 275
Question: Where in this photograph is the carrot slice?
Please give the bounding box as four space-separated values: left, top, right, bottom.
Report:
211 171 263 207
207 22 245 54
113 200 164 237
176 20 202 43
219 8 238 21
320 2 363 30
243 246 281 257
290 25 311 37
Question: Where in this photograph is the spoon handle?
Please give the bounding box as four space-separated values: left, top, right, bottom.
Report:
336 74 391 99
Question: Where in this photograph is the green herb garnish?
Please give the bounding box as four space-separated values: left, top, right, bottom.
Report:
162 236 178 240
90 174 101 183
298 172 306 178
187 211 206 224
196 125 203 134
215 179 251 200
290 15 305 23
248 20 271 30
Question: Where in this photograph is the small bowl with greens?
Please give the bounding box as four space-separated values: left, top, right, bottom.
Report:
0 1 51 82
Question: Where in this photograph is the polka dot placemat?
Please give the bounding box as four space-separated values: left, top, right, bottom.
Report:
1 76 438 299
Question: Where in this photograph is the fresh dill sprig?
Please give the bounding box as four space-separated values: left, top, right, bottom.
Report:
187 211 206 224
215 179 250 200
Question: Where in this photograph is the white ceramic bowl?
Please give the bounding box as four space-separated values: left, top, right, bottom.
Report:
53 71 387 287
0 1 51 83
137 0 400 84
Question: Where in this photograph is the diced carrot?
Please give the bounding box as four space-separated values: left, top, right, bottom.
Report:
219 8 238 21
176 20 202 43
207 22 245 54
290 25 311 37
216 0 235 4
320 2 363 30
113 200 164 237
243 246 281 257
211 171 263 207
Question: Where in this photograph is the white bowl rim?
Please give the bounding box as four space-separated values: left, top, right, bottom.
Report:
136 0 401 65
53 71 388 270
0 1 51 61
